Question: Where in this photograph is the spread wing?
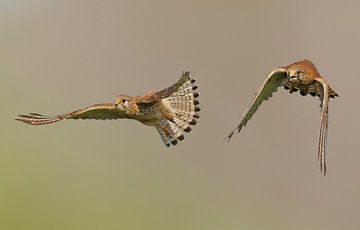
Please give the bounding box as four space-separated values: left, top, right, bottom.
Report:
315 78 330 175
139 71 191 103
16 103 130 125
226 68 288 141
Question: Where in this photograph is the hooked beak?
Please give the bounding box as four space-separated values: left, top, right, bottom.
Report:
289 75 297 80
115 100 121 109
115 100 126 111
288 71 297 80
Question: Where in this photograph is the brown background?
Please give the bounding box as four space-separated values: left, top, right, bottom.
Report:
1 0 359 229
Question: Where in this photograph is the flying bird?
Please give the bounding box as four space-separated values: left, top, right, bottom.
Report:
16 71 200 147
226 60 338 175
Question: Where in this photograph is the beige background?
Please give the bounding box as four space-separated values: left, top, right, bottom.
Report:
1 0 359 229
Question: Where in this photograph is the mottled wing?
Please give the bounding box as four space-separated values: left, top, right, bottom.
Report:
16 103 129 125
226 68 288 141
314 78 330 175
139 71 191 103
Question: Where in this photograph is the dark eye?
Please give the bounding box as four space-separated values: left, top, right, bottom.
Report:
296 71 302 75
122 99 127 103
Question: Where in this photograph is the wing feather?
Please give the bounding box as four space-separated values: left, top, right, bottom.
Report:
315 78 330 175
16 103 129 125
139 71 191 103
226 68 288 141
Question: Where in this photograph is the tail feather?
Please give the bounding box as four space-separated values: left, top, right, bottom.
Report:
166 73 200 129
156 119 182 147
156 71 200 147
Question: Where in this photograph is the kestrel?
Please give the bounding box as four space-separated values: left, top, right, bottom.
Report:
16 71 200 147
226 60 338 175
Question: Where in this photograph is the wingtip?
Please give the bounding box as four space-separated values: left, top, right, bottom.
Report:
182 70 191 76
318 156 326 176
15 118 24 122
320 162 327 176
225 131 234 143
14 113 61 125
320 168 326 176
15 115 32 124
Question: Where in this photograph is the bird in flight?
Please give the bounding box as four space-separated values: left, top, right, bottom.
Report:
226 60 338 175
16 71 200 147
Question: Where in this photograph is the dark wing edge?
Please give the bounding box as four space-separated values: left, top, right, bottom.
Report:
16 103 126 125
226 68 288 142
315 78 330 176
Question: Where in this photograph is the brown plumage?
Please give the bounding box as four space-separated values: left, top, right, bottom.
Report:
226 60 338 175
16 71 200 147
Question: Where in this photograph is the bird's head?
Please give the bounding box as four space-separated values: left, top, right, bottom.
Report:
287 68 305 83
115 95 131 111
286 59 317 85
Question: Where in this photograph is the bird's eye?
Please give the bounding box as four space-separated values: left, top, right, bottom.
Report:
122 99 129 107
296 71 302 76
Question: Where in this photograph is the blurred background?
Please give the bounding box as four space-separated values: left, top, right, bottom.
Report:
1 0 359 229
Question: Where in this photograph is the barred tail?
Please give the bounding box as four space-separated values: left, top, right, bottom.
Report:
155 119 182 147
157 72 200 147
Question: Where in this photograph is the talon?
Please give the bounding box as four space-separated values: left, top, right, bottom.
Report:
161 126 170 136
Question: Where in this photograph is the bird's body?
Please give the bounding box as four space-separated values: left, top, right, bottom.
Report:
227 60 338 175
17 71 200 147
282 60 337 98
